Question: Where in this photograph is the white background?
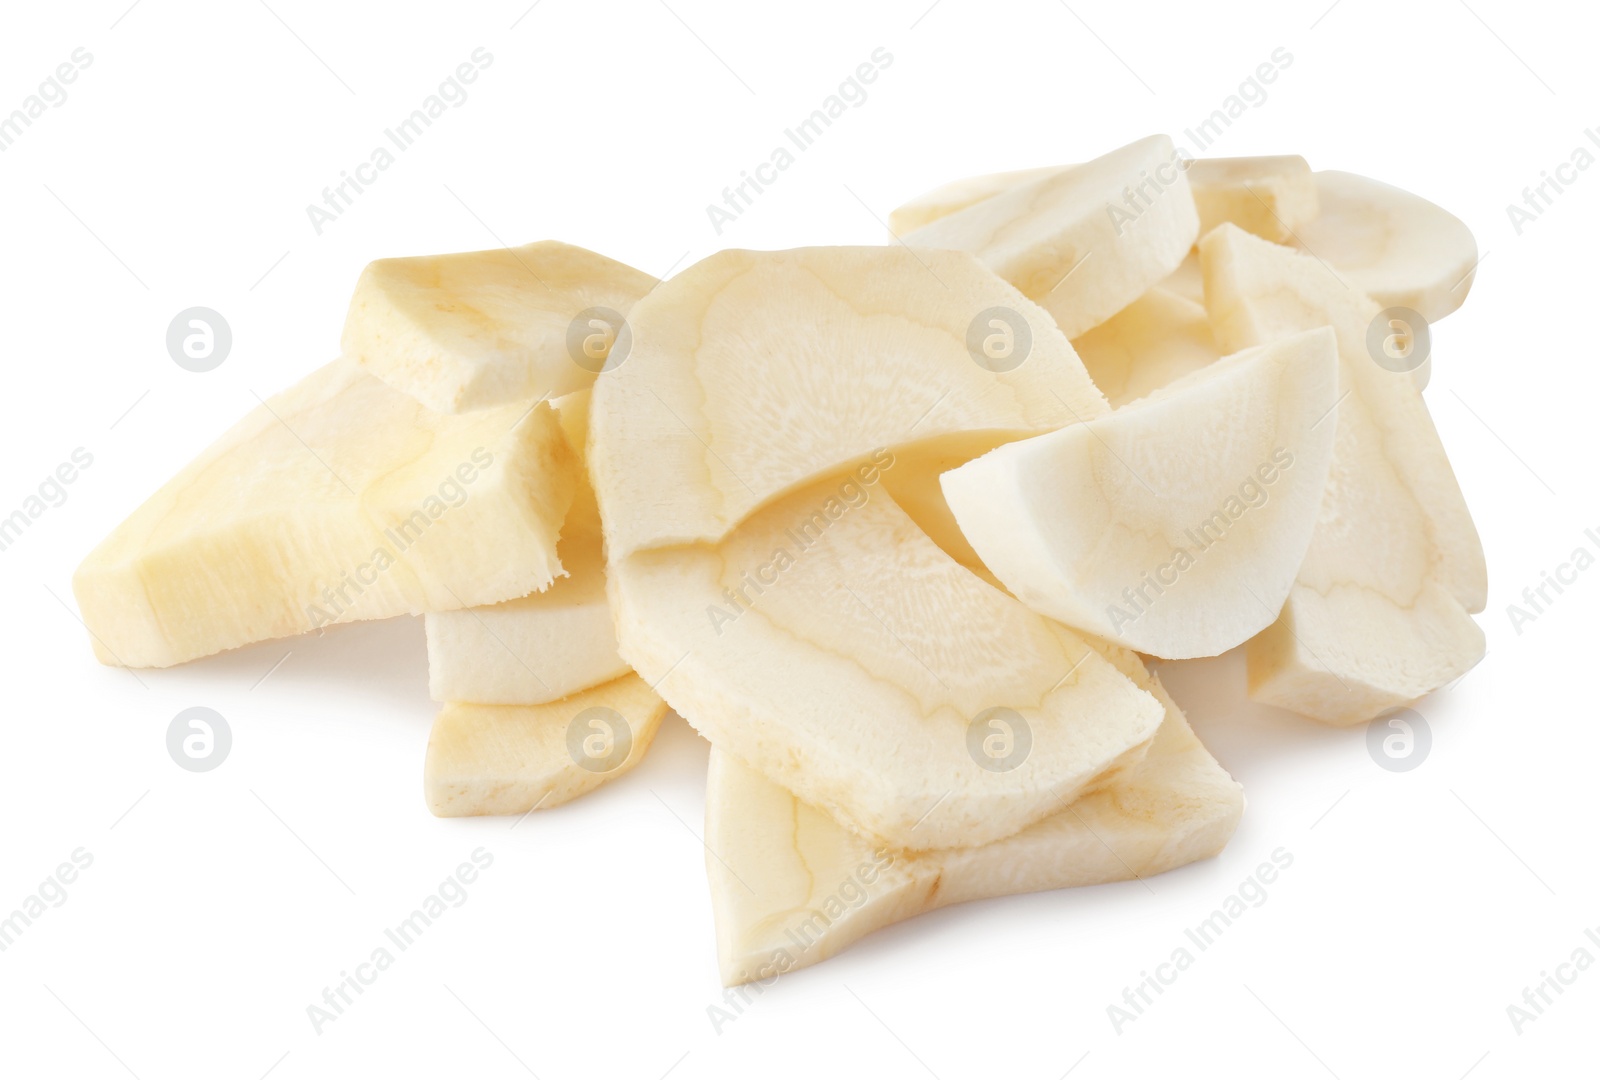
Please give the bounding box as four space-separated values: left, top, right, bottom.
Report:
1 0 1594 1076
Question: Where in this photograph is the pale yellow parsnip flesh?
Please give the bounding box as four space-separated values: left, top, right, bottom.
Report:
343 240 657 413
1200 224 1485 724
425 673 668 816
943 329 1338 659
73 358 577 668
904 135 1198 339
588 246 1108 560
705 644 1242 986
609 479 1164 851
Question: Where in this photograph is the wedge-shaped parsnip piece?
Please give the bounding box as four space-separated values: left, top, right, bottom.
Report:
342 240 657 413
1072 286 1221 407
1293 171 1478 322
73 358 577 668
905 135 1198 339
705 646 1242 985
888 165 1069 237
1187 155 1318 244
589 246 1108 560
425 673 668 816
610 479 1164 851
1201 224 1486 724
425 390 627 704
944 329 1338 659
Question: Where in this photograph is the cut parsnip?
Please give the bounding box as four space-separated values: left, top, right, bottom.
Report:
888 165 1069 237
425 673 668 816
944 329 1338 659
1293 171 1478 322
1201 224 1485 723
588 246 1108 560
73 358 577 669
905 135 1198 339
705 647 1241 985
424 496 622 704
424 390 628 704
1071 286 1220 407
342 240 657 413
1161 249 1206 306
1187 155 1318 244
610 479 1164 851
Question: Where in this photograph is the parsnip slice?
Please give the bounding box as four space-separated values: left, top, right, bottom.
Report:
342 240 657 413
904 135 1198 339
1187 155 1318 243
588 246 1108 560
609 479 1164 851
705 648 1241 985
1293 171 1478 321
1071 286 1221 407
1201 224 1486 724
425 390 627 704
425 673 668 816
944 328 1338 659
888 165 1069 237
73 359 577 669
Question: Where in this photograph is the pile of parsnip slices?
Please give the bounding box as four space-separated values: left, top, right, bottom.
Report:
74 135 1485 986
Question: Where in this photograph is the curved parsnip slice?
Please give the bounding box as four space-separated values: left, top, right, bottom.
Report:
425 673 668 816
905 135 1198 339
1293 171 1478 321
610 480 1164 851
588 246 1108 560
342 240 658 413
1071 286 1221 407
1187 155 1318 243
888 165 1069 237
72 358 577 669
705 647 1241 986
1201 224 1486 724
425 390 628 704
944 328 1338 659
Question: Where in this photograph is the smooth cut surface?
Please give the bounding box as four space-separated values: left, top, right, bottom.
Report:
1201 224 1486 724
610 479 1163 851
425 673 668 816
904 135 1199 339
705 645 1242 986
588 245 1108 560
944 329 1338 659
1292 171 1479 322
